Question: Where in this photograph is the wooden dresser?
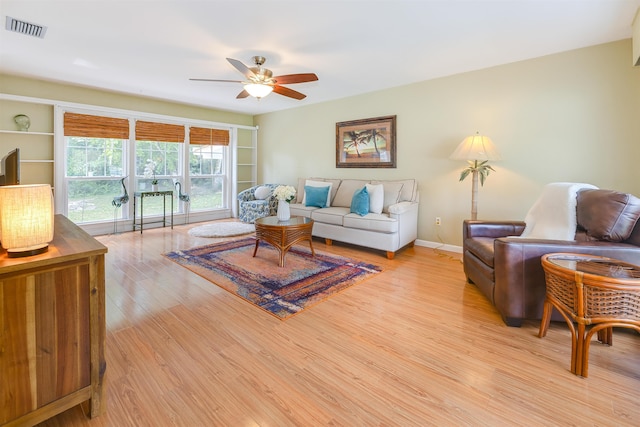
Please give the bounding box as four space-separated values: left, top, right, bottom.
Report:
0 215 107 426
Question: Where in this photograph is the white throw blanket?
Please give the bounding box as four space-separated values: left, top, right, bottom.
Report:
518 182 598 241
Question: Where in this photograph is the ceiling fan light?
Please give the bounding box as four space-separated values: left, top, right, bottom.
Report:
244 83 273 98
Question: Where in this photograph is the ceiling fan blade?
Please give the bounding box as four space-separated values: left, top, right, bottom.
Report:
227 57 255 79
273 73 318 85
273 85 306 100
236 89 250 99
189 78 243 83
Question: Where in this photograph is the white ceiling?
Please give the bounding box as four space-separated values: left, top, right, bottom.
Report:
1 0 639 116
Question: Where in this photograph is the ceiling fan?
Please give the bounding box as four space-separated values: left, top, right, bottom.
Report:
190 56 318 100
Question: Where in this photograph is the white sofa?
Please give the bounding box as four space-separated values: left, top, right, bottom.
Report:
289 178 419 259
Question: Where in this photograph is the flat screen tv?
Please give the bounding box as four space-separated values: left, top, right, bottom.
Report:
0 148 20 186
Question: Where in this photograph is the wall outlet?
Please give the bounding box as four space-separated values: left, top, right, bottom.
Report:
435 217 441 226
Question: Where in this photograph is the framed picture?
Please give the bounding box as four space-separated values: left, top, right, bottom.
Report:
336 115 396 168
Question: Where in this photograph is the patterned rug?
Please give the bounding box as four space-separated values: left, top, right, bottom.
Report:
164 237 382 319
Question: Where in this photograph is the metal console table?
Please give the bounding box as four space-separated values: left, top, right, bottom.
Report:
133 190 174 233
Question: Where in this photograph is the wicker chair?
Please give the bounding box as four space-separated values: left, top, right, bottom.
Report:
237 184 282 223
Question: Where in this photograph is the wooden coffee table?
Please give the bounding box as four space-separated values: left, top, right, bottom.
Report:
253 216 315 267
539 253 640 377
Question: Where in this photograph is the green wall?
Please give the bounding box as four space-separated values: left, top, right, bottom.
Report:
3 40 639 247
255 40 640 247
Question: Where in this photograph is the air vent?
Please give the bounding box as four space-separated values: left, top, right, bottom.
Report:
5 16 47 39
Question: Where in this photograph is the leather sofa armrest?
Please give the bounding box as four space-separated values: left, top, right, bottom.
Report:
493 237 640 324
463 220 526 239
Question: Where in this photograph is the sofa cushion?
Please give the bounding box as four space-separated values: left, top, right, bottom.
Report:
464 237 496 268
372 179 417 202
577 189 640 242
627 221 640 246
253 185 272 200
289 203 318 218
332 179 370 207
378 182 404 213
302 180 332 207
366 183 384 214
311 207 349 226
343 213 398 234
350 186 369 216
297 178 341 204
322 178 342 204
305 185 331 208
296 178 306 203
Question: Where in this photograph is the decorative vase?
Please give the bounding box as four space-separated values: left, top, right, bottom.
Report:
13 114 30 131
152 184 159 192
277 199 290 221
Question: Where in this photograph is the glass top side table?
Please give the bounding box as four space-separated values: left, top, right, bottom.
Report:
538 252 640 377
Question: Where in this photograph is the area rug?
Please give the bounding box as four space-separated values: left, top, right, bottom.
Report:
188 221 255 238
163 237 382 319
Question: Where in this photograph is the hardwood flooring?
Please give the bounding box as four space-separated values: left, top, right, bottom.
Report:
36 221 640 426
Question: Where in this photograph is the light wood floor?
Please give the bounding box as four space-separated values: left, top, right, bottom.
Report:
38 220 639 426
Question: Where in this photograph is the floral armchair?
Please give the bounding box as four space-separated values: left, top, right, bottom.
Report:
237 184 282 223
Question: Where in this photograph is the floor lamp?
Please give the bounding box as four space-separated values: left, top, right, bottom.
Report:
450 132 501 220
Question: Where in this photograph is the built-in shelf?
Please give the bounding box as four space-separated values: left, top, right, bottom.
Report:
20 159 55 163
1 98 55 189
235 128 257 218
633 7 640 66
0 130 54 136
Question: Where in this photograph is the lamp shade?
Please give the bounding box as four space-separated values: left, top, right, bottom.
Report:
244 83 274 98
0 184 54 257
450 132 501 161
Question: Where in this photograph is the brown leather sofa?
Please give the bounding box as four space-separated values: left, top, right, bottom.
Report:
462 189 640 326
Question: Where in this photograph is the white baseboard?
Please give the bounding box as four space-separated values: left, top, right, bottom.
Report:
415 239 462 254
80 210 233 236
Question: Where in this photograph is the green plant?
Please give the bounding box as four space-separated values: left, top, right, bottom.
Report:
144 159 158 184
458 160 495 186
273 185 296 203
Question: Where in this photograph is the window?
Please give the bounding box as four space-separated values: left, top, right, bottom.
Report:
63 112 129 224
134 119 185 216
189 127 229 211
60 110 237 229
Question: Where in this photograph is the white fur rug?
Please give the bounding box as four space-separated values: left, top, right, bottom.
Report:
518 182 597 240
188 221 255 238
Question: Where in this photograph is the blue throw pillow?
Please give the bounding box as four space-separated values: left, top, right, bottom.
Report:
305 185 330 208
350 186 369 216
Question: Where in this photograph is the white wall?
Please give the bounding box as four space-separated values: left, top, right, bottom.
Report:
255 40 640 246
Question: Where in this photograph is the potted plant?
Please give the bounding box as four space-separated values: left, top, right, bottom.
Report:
273 185 296 221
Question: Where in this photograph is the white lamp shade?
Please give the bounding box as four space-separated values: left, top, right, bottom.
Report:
450 132 501 161
0 184 54 256
244 83 274 98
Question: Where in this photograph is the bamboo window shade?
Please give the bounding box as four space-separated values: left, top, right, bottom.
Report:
135 120 185 143
189 127 230 146
64 112 129 138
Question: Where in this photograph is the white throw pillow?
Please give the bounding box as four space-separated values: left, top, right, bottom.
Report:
366 183 384 214
254 185 272 200
302 180 332 207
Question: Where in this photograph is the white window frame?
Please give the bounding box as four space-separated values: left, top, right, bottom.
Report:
53 103 256 236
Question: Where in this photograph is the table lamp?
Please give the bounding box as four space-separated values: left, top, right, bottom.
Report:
0 184 54 257
450 132 501 220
